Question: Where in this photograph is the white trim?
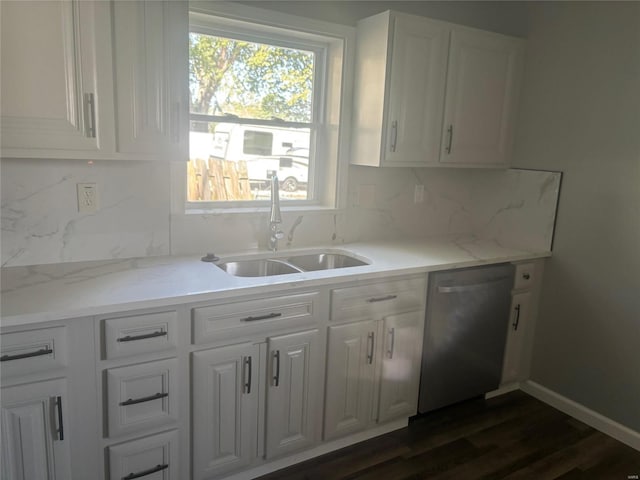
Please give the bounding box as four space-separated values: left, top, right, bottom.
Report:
522 380 640 452
485 382 521 399
181 2 354 212
221 418 408 480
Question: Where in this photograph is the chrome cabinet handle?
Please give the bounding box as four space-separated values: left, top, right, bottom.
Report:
243 356 252 394
522 273 531 280
120 392 169 406
55 396 64 441
390 120 398 152
116 330 167 342
241 312 282 322
272 350 280 387
387 328 395 359
123 463 169 480
84 93 96 138
366 294 397 303
1 347 53 362
446 124 453 154
366 332 375 364
512 304 521 331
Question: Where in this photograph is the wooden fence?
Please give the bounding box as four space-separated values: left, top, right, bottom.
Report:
187 158 253 201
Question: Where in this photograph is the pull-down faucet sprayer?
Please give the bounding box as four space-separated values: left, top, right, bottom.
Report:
268 174 284 251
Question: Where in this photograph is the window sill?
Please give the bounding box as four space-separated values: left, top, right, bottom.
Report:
181 204 343 216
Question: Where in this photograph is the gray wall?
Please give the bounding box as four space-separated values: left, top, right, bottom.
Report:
512 2 640 431
239 1 528 36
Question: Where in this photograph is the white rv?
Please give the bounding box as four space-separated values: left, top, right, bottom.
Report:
211 123 309 162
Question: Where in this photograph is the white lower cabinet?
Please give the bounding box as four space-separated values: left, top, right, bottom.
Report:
192 328 322 479
265 329 321 459
324 313 423 440
192 342 259 480
1 378 71 480
501 291 533 384
377 312 423 422
107 429 179 480
324 320 377 440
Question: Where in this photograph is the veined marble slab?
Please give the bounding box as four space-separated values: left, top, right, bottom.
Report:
1 235 550 327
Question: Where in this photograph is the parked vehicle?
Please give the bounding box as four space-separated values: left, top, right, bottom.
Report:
245 155 308 192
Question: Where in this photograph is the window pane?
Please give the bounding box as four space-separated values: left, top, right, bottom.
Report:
188 122 311 202
189 32 314 122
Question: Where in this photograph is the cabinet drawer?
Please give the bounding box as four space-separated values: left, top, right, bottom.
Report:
331 277 426 322
108 430 179 480
192 292 320 345
0 326 67 377
513 262 535 290
105 358 178 437
102 310 177 360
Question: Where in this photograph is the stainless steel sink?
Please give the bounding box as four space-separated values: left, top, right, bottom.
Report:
286 253 368 271
212 251 369 277
216 259 303 277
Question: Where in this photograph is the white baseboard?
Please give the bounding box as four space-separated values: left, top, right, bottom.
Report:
521 380 640 452
485 382 521 399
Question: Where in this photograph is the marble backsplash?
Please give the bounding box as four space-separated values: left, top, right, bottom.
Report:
1 157 561 267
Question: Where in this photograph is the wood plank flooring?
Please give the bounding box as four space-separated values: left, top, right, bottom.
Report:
257 391 640 480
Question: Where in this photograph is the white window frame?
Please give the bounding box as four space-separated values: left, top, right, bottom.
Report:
173 2 354 214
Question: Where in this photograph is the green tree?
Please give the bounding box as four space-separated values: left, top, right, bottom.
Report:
189 33 314 123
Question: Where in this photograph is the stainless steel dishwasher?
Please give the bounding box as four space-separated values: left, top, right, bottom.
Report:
418 263 514 413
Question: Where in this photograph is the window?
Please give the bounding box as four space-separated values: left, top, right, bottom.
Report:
185 5 352 209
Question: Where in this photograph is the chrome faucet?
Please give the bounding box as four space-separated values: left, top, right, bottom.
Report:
268 174 284 251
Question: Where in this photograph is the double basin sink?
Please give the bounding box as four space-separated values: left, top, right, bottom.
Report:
210 251 369 277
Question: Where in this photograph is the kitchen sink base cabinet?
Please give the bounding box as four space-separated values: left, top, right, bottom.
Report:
0 272 487 480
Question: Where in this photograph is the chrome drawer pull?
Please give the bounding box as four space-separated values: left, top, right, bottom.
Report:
123 463 169 480
366 294 397 303
387 328 396 359
241 312 282 322
56 396 64 441
120 392 169 406
1 347 53 362
367 332 375 364
512 304 521 331
116 331 167 342
272 350 281 387
243 356 252 394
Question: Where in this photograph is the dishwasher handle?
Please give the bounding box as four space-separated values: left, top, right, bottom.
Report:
436 276 512 294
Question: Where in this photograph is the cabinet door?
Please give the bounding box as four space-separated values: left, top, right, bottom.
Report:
440 28 524 166
378 312 422 422
384 14 449 166
0 0 115 157
112 0 188 160
192 342 259 480
501 291 532 384
1 378 71 480
266 329 321 459
324 321 377 440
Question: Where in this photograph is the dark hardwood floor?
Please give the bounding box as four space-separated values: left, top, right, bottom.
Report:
257 391 640 480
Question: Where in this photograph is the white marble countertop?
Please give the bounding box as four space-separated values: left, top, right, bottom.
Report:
0 235 551 327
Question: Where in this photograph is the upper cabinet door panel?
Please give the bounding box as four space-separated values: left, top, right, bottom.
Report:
112 0 188 160
385 14 449 166
0 0 115 156
440 28 525 166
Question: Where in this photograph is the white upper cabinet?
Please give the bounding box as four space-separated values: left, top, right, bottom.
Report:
112 0 189 161
350 10 525 168
351 12 449 167
440 28 525 167
0 0 188 161
0 0 115 158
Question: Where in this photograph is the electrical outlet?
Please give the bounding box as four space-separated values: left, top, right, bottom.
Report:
77 183 98 213
414 184 424 204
